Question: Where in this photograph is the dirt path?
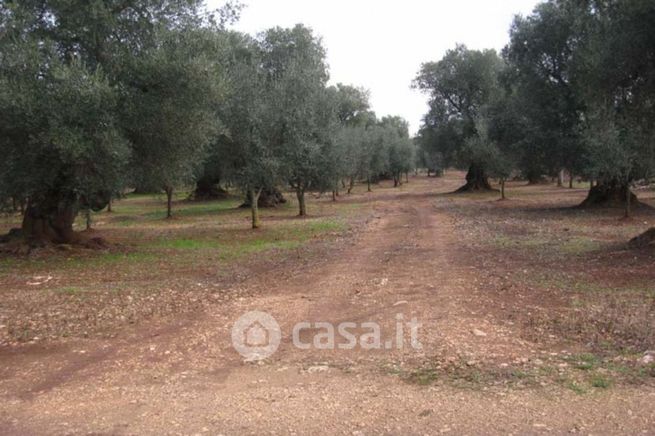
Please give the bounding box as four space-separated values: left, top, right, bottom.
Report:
1 176 654 435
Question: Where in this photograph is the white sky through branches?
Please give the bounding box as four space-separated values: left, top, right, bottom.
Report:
210 0 539 135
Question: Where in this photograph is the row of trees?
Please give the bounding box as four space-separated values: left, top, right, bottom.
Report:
0 0 415 244
414 0 655 216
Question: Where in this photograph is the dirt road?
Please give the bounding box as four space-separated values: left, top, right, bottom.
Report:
1 175 654 435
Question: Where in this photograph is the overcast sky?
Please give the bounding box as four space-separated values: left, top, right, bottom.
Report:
209 0 539 135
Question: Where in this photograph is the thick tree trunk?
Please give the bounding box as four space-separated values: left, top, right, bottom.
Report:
332 190 337 202
192 176 228 201
557 170 564 187
250 188 261 229
296 188 306 217
107 196 113 213
525 169 548 185
240 188 286 209
367 177 372 192
580 180 638 209
164 186 174 219
500 178 506 200
21 199 79 244
455 163 495 193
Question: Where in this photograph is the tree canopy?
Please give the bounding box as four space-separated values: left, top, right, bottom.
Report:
0 1 416 241
415 0 655 212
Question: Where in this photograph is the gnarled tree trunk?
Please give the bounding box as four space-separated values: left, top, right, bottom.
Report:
191 175 228 201
11 191 109 248
240 188 286 209
580 180 638 210
21 198 79 244
455 163 494 193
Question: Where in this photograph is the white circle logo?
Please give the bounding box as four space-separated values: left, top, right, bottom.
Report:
231 311 281 361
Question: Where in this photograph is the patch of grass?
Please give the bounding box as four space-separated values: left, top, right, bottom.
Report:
559 238 602 255
491 233 602 257
304 219 345 233
510 369 531 379
568 353 601 371
155 238 220 250
0 257 16 272
566 381 587 395
92 252 155 266
533 273 655 296
142 200 241 220
406 367 439 386
491 235 549 249
590 374 612 389
223 239 303 259
56 286 86 295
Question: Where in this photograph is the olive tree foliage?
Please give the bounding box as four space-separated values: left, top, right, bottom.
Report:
215 32 283 228
0 0 228 242
379 116 414 186
330 84 373 194
328 83 370 196
465 116 514 199
214 25 341 225
0 43 128 243
503 0 654 211
576 0 655 215
122 28 225 218
503 0 587 185
260 25 335 217
414 45 504 192
334 125 369 194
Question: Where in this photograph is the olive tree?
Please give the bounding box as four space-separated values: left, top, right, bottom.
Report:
414 45 504 192
261 25 335 217
0 45 128 243
123 28 224 218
